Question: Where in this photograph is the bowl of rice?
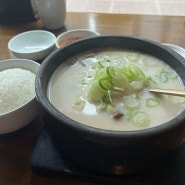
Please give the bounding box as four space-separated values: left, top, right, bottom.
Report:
0 59 40 134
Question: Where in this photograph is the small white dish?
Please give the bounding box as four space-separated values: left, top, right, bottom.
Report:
8 30 56 60
55 29 100 48
0 59 40 134
162 43 185 58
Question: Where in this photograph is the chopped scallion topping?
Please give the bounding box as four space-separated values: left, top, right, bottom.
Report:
106 66 116 78
159 72 169 82
99 78 113 90
102 90 112 104
128 64 145 80
125 53 139 62
146 98 160 107
98 60 109 68
132 111 150 127
72 98 86 111
123 94 140 110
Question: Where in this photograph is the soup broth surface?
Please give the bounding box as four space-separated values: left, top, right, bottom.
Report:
48 49 185 131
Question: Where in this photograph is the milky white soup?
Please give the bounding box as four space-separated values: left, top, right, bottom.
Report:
48 50 185 131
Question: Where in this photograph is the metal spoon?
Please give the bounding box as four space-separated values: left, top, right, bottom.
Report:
148 88 185 97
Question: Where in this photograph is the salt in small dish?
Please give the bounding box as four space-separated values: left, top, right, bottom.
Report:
8 30 56 61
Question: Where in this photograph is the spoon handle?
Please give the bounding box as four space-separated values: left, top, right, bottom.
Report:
148 88 185 97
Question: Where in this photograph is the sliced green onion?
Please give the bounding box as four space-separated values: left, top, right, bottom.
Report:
159 70 177 82
94 68 107 80
141 57 157 66
125 111 133 121
128 64 145 80
123 95 140 110
107 104 117 114
97 102 107 111
72 98 86 111
130 81 143 91
132 111 150 127
146 98 160 107
102 90 112 104
122 68 133 79
125 53 139 62
98 60 110 68
99 78 113 90
112 56 123 66
159 72 169 82
106 66 116 78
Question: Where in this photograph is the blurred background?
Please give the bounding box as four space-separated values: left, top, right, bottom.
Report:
1 0 184 22
67 0 185 16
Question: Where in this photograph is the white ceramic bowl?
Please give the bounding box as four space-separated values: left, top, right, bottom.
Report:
8 30 56 60
162 43 185 58
0 59 40 134
55 29 100 48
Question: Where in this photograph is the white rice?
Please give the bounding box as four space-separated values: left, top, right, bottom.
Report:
0 68 35 115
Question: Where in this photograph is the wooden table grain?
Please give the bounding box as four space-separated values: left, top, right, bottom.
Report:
0 12 185 185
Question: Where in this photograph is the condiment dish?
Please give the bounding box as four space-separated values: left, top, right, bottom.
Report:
0 59 40 134
8 30 56 61
55 29 100 48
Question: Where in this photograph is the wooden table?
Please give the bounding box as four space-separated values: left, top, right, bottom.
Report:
1 12 185 185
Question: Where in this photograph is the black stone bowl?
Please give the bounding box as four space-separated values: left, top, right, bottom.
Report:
35 36 185 175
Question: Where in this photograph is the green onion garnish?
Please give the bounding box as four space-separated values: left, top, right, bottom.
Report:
146 98 160 107
128 64 145 80
159 72 169 82
99 78 113 90
106 66 116 78
132 111 150 127
125 53 139 62
102 90 112 104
